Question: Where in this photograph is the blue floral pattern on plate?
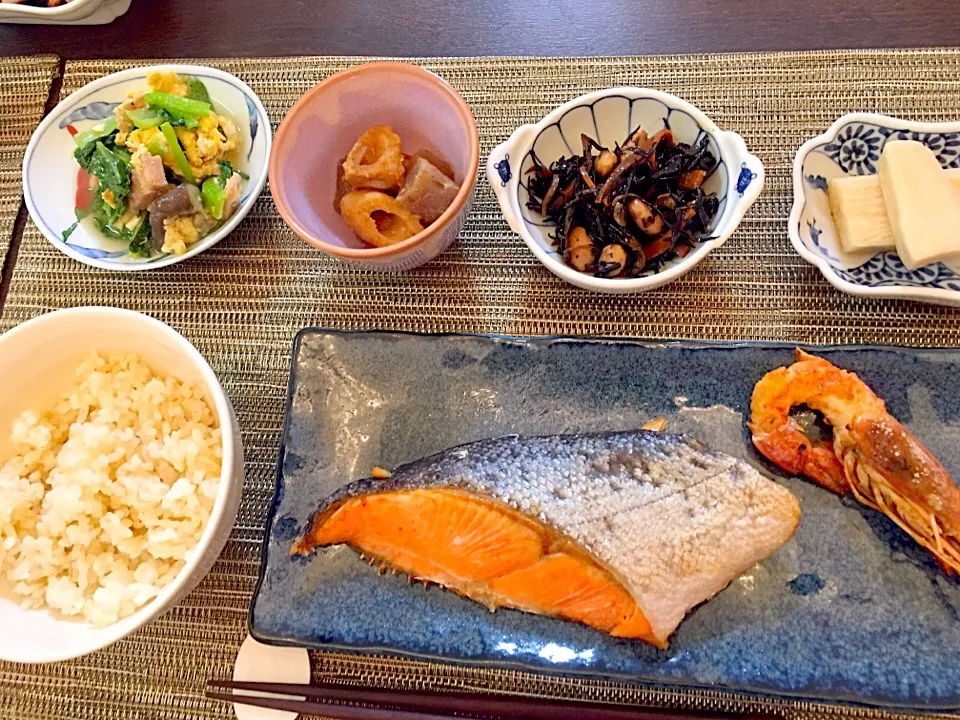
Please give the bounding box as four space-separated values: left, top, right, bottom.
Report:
58 101 119 127
736 162 757 196
837 253 960 291
807 220 838 263
805 174 828 192
819 124 960 176
245 95 258 161
494 154 511 186
877 128 960 169
822 123 883 175
63 242 128 261
792 114 960 303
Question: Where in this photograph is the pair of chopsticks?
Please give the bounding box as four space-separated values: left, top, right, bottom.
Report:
207 679 778 720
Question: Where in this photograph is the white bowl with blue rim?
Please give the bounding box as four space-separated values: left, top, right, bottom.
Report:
790 112 960 307
486 87 764 294
23 64 271 271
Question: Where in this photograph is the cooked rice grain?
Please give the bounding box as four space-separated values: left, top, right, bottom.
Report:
0 352 222 626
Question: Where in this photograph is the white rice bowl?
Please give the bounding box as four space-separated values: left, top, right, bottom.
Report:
0 307 244 663
0 352 222 627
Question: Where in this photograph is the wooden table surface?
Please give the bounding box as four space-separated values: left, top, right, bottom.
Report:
2 0 960 59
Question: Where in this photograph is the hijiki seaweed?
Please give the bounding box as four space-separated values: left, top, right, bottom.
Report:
525 126 720 278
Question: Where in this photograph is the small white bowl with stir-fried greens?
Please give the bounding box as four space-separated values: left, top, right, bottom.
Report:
24 65 270 270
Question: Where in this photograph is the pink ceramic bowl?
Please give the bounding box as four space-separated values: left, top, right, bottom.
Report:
270 62 480 271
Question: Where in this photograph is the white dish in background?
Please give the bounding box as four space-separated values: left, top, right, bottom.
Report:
0 0 129 23
790 112 960 307
0 307 245 664
23 64 271 271
486 87 764 294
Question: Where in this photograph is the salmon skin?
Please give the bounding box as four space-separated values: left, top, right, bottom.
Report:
294 431 801 649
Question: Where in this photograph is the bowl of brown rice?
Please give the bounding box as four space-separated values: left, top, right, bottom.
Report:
0 307 244 663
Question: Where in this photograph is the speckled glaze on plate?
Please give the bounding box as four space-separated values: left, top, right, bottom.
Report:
250 332 960 711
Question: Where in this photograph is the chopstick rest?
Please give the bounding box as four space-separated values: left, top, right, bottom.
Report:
231 635 310 720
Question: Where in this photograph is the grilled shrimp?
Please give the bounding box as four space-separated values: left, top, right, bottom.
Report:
750 349 960 574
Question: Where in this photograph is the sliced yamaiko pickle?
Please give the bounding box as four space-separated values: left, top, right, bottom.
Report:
341 125 406 191
339 190 424 247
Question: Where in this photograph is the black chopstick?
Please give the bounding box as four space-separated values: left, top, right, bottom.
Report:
205 689 452 720
207 679 779 720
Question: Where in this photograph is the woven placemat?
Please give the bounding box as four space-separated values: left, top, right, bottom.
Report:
3 52 960 720
0 55 57 267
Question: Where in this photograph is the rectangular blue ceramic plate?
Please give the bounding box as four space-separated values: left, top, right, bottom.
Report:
250 331 960 711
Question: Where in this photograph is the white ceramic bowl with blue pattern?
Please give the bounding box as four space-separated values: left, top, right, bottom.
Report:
23 64 271 271
790 112 960 306
486 88 764 293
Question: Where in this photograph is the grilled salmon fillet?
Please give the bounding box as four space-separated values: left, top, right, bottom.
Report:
294 431 801 648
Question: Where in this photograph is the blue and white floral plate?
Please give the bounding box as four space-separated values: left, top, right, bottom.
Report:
486 87 764 294
789 113 960 306
23 64 271 271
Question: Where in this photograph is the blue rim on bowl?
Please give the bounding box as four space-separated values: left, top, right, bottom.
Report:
22 64 272 272
789 112 960 307
486 87 765 294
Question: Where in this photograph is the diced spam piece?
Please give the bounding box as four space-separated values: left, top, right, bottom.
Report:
878 141 960 269
396 157 460 225
829 168 960 254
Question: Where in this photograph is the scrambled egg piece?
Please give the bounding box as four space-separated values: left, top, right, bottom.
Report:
126 127 175 169
175 115 240 181
146 71 189 97
113 207 142 231
129 145 147 170
129 140 160 171
161 216 200 255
